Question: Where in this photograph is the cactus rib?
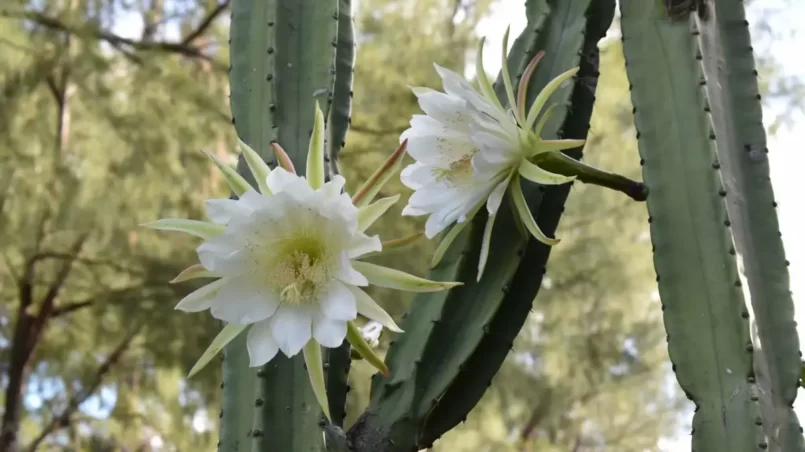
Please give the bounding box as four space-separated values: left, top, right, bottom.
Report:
219 333 258 452
694 4 803 449
620 0 766 450
326 0 355 176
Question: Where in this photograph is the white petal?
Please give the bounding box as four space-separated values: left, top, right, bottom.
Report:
487 174 512 216
425 210 456 239
205 198 250 224
407 183 467 211
266 167 314 200
175 277 229 312
246 320 280 366
471 149 513 178
320 174 346 197
271 307 313 357
406 134 476 166
312 315 348 348
402 115 461 139
472 130 519 162
347 234 382 259
336 254 369 286
209 278 279 324
434 64 502 120
400 162 434 190
402 204 429 217
197 236 246 275
236 188 271 211
413 90 472 133
319 281 357 321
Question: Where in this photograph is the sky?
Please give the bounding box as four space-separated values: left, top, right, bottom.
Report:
60 1 805 450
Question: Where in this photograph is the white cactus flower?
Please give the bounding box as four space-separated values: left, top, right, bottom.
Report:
400 27 587 281
144 102 459 421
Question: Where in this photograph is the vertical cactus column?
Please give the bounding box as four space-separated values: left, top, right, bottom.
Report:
619 0 803 450
223 0 344 450
694 3 803 449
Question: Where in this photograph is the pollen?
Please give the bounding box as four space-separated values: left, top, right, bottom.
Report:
267 236 333 306
432 153 475 187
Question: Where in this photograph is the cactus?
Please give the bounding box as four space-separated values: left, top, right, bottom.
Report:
207 0 802 450
619 0 803 450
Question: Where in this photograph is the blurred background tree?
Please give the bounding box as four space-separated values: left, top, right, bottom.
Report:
0 0 800 450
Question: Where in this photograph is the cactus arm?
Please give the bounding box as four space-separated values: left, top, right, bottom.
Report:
326 0 355 176
619 0 766 450
226 0 341 451
219 334 258 452
228 0 278 168
417 0 615 444
273 1 340 170
324 341 352 428
694 4 803 449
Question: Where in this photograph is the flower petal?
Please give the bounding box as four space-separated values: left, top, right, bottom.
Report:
346 234 382 259
247 319 280 366
525 66 580 131
236 188 272 211
518 159 576 186
335 254 369 286
188 322 248 378
357 195 399 232
320 174 346 198
209 278 279 324
400 162 433 190
303 340 331 421
510 176 561 246
352 261 462 293
238 138 272 196
487 173 512 215
201 149 251 196
271 306 313 357
205 198 251 224
170 264 220 283
319 281 357 321
352 140 408 207
477 212 497 282
175 277 229 312
142 219 225 240
197 236 246 275
306 101 326 190
266 167 310 196
312 315 348 347
347 285 403 333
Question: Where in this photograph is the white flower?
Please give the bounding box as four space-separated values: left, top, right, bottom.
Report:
400 27 587 280
144 102 460 421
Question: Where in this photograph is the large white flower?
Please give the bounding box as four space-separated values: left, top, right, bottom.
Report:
400 28 587 280
144 102 459 421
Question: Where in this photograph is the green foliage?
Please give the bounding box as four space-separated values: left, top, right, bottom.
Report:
619 0 803 450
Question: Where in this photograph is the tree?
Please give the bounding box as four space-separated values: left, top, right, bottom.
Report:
0 0 232 449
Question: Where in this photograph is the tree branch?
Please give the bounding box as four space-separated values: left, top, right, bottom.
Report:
0 9 225 67
180 0 231 46
25 325 142 451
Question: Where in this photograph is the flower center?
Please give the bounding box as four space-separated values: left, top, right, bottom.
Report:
268 235 333 306
433 153 475 187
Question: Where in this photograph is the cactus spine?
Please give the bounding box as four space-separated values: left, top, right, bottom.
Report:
619 0 803 450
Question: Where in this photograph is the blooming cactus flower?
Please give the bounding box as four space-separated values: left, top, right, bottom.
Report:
144 102 460 420
400 28 586 281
